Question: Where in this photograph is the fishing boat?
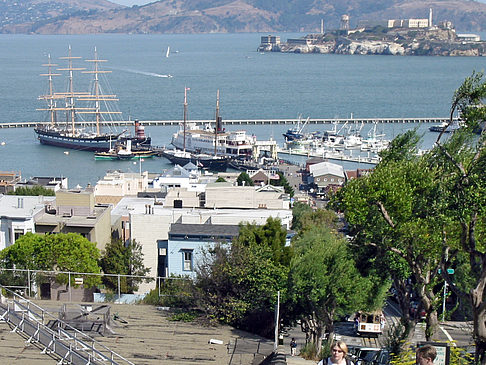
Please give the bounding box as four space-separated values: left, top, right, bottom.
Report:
429 120 462 133
283 116 309 142
163 88 229 171
34 47 148 152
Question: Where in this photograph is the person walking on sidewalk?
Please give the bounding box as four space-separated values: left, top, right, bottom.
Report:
290 338 297 356
318 340 354 365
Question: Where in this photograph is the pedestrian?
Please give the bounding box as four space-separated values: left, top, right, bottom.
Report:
416 344 436 365
290 337 297 356
317 340 354 365
380 313 386 331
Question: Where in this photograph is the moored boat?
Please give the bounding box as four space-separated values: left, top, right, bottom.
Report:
163 88 229 171
161 149 229 171
34 47 149 152
94 140 157 160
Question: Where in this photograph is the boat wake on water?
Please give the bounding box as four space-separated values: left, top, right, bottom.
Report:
109 67 172 78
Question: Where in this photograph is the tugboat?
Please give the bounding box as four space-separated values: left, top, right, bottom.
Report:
95 140 157 160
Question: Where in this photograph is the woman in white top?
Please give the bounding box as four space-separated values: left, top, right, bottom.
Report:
317 341 354 365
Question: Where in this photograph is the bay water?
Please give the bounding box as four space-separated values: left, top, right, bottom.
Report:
0 33 485 187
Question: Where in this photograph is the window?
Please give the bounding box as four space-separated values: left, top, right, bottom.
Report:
182 250 193 271
14 229 24 242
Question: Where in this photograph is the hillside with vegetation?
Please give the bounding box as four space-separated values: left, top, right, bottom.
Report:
1 0 486 34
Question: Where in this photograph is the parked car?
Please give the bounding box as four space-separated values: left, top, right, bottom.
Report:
353 347 381 365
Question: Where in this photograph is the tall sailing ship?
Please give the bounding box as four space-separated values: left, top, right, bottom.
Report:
34 47 150 151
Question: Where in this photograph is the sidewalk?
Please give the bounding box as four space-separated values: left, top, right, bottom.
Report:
279 345 318 365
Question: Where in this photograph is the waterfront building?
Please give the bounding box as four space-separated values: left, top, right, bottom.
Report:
247 168 280 186
150 164 205 192
34 189 112 250
307 161 345 196
94 170 149 205
0 171 21 194
457 34 481 42
15 176 68 192
0 194 55 250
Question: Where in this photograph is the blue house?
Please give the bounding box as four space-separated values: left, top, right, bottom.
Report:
158 223 240 278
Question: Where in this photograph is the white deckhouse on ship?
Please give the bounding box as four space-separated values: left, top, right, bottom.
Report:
171 122 255 158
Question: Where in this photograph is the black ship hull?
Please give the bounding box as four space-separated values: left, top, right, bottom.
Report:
161 150 228 172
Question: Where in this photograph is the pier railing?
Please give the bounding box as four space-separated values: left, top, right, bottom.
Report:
0 117 454 129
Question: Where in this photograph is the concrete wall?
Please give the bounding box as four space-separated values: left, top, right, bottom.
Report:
129 212 173 294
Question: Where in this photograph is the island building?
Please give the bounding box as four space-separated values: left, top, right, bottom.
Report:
388 8 433 29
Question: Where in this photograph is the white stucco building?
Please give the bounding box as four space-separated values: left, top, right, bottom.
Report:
0 195 55 250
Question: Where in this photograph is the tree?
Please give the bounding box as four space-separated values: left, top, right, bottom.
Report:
288 225 385 355
215 176 226 182
100 238 151 293
236 171 254 186
331 130 446 342
0 233 102 288
8 186 55 196
433 71 486 364
194 218 290 337
271 171 295 197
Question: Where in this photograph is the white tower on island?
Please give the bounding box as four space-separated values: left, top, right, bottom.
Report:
429 8 433 27
340 15 350 31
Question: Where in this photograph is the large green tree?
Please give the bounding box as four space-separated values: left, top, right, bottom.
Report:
332 130 446 341
433 71 486 364
194 218 290 337
0 233 101 288
288 224 386 354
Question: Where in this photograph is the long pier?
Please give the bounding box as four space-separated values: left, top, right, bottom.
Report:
0 117 451 129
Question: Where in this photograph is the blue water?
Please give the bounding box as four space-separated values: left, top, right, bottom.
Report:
0 33 485 187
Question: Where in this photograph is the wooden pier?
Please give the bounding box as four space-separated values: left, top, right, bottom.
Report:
0 117 452 129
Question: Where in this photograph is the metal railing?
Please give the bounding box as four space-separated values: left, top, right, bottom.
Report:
0 284 135 365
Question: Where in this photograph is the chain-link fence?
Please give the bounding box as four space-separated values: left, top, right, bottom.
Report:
0 268 190 304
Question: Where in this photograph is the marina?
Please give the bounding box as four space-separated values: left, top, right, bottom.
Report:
0 32 483 187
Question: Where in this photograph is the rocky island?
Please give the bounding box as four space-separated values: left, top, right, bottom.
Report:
259 13 486 56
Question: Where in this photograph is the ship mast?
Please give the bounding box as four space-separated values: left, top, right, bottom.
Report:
214 89 219 156
183 87 189 152
58 46 86 135
82 47 120 136
38 54 60 126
